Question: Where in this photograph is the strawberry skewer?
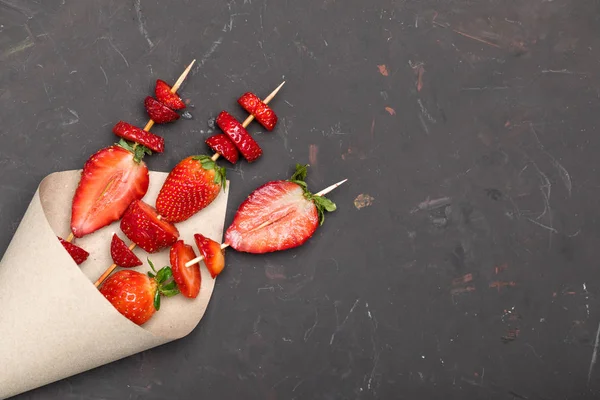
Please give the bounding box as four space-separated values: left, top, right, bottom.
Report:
183 177 347 268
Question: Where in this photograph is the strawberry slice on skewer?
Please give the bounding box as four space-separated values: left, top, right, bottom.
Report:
194 233 225 278
156 155 226 223
216 111 262 162
144 96 180 124
110 234 142 267
58 236 89 264
71 143 150 238
225 164 337 253
120 200 180 253
238 92 278 131
113 121 165 153
99 260 179 325
205 134 239 164
154 79 186 110
170 241 201 298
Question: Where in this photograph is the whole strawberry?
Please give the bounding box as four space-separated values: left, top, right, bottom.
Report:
99 260 179 325
156 155 226 223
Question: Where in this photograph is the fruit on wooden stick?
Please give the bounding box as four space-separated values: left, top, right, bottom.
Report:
120 200 179 253
110 234 142 268
58 236 89 265
170 241 201 298
216 111 262 162
237 92 278 131
205 134 239 164
154 79 186 110
112 121 165 153
144 96 180 124
194 233 225 278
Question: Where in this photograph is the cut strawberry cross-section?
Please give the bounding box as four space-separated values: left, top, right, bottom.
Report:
238 92 278 131
155 79 186 110
170 240 201 298
113 121 165 153
110 234 142 267
225 164 337 253
120 200 179 253
194 233 225 278
216 111 262 162
71 145 149 238
58 236 89 265
144 96 180 124
205 134 239 164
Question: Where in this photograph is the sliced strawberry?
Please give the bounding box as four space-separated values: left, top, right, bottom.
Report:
58 236 89 264
170 240 201 298
99 262 179 325
144 96 180 124
216 111 262 162
154 79 186 110
225 165 337 253
156 155 226 223
120 200 180 253
113 121 165 153
238 92 278 131
194 233 225 278
110 234 142 267
71 145 149 238
205 134 239 164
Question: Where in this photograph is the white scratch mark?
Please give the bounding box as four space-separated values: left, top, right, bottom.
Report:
304 308 318 342
99 65 108 86
418 114 429 135
134 0 154 48
107 38 129 67
367 352 380 390
193 37 223 75
417 99 436 123
526 217 558 233
62 108 80 126
292 379 304 392
588 322 600 384
584 283 590 318
330 298 360 345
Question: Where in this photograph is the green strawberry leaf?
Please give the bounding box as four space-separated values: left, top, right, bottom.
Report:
159 281 180 297
154 290 161 311
117 139 151 163
290 164 308 182
287 164 339 225
193 155 227 190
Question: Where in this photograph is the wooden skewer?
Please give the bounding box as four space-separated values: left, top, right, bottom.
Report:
184 178 348 268
94 243 136 287
211 81 285 162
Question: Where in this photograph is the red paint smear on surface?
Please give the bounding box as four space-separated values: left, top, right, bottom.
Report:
495 263 508 275
450 286 475 295
416 65 425 92
370 118 375 138
378 64 389 76
385 106 396 115
490 281 517 292
452 273 473 285
309 144 318 166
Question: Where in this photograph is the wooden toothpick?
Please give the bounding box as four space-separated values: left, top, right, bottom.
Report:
211 81 285 161
184 178 348 268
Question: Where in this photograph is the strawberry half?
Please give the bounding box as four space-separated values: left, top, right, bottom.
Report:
170 240 201 298
225 165 337 253
144 96 180 124
216 111 262 162
155 79 186 110
58 236 89 265
156 155 226 223
120 200 180 253
113 121 165 153
194 233 225 278
205 134 239 164
99 261 179 325
110 234 142 267
71 144 150 238
238 92 278 131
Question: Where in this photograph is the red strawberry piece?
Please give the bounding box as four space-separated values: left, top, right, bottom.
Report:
216 111 262 162
205 134 239 164
110 234 142 267
154 79 186 110
238 92 278 131
144 96 180 124
194 233 225 278
99 263 180 325
170 240 201 298
120 200 180 253
113 121 165 153
225 164 337 253
156 155 226 223
71 145 149 238
58 236 89 265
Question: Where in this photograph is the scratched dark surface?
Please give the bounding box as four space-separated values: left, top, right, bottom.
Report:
1 0 600 399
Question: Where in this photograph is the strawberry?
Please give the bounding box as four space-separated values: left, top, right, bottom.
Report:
154 79 186 110
99 260 179 325
170 240 201 298
120 200 180 253
194 233 225 278
155 155 226 223
205 133 239 164
238 92 278 131
144 96 180 124
225 164 337 253
58 236 89 264
110 234 142 267
113 121 165 153
71 143 150 238
216 111 262 162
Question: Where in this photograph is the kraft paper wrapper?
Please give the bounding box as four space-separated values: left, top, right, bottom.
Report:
0 170 229 399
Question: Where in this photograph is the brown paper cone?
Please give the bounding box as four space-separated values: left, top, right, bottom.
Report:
0 170 229 399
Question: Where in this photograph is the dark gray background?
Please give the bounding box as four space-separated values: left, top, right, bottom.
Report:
2 0 600 399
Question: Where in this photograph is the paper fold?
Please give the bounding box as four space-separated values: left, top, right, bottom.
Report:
0 170 229 399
